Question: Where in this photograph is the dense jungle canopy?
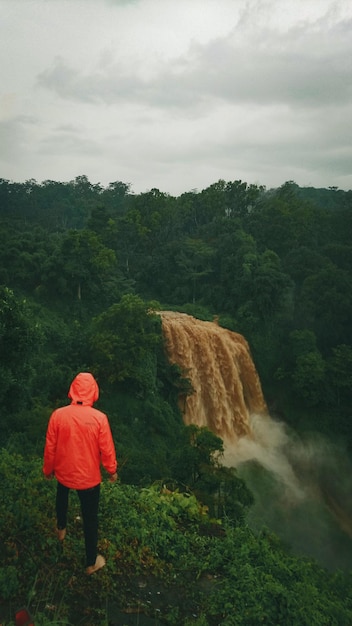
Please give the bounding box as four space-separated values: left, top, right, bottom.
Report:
1 176 352 625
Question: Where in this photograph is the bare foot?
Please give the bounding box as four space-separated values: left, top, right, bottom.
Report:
56 528 66 541
86 554 106 575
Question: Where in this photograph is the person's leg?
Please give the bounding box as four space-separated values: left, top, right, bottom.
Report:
56 482 70 540
77 484 102 569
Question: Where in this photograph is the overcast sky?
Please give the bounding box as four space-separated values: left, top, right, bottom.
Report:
1 0 351 196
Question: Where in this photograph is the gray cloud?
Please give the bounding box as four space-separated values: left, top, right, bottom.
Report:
190 22 352 107
37 14 352 113
37 58 146 106
39 127 104 157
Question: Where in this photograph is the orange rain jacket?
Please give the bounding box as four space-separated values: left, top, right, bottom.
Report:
43 372 117 489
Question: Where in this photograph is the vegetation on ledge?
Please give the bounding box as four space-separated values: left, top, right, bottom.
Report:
1 449 352 626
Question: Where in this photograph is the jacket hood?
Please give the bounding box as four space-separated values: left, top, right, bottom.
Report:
68 372 99 406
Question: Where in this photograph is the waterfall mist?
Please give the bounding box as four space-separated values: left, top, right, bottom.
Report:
225 416 352 569
160 311 352 569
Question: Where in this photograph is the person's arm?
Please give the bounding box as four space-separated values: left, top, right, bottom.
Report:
43 412 57 478
99 415 118 479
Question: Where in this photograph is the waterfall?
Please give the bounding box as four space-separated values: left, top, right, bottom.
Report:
160 311 352 568
160 311 267 441
160 311 300 492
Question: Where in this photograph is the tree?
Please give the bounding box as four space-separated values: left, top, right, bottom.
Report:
90 294 162 394
246 182 321 258
169 425 253 521
326 344 352 407
244 249 293 322
225 179 264 217
170 425 223 486
41 229 119 307
113 209 149 277
175 237 214 304
299 267 352 350
0 288 38 435
291 351 326 407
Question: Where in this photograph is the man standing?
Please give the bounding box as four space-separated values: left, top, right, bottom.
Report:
43 372 118 575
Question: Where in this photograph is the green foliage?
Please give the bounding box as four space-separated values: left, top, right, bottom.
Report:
327 344 352 403
41 228 120 309
0 287 39 433
0 565 19 600
1 450 352 626
90 294 162 394
170 425 223 485
299 266 352 349
291 351 326 406
169 426 253 523
175 237 215 304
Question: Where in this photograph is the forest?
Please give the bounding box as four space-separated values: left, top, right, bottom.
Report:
0 175 352 625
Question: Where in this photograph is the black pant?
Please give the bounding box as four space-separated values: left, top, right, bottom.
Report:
56 481 100 567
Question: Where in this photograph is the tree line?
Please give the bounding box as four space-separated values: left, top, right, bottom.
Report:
1 175 351 439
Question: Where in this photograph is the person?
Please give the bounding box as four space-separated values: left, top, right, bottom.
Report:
43 372 118 575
